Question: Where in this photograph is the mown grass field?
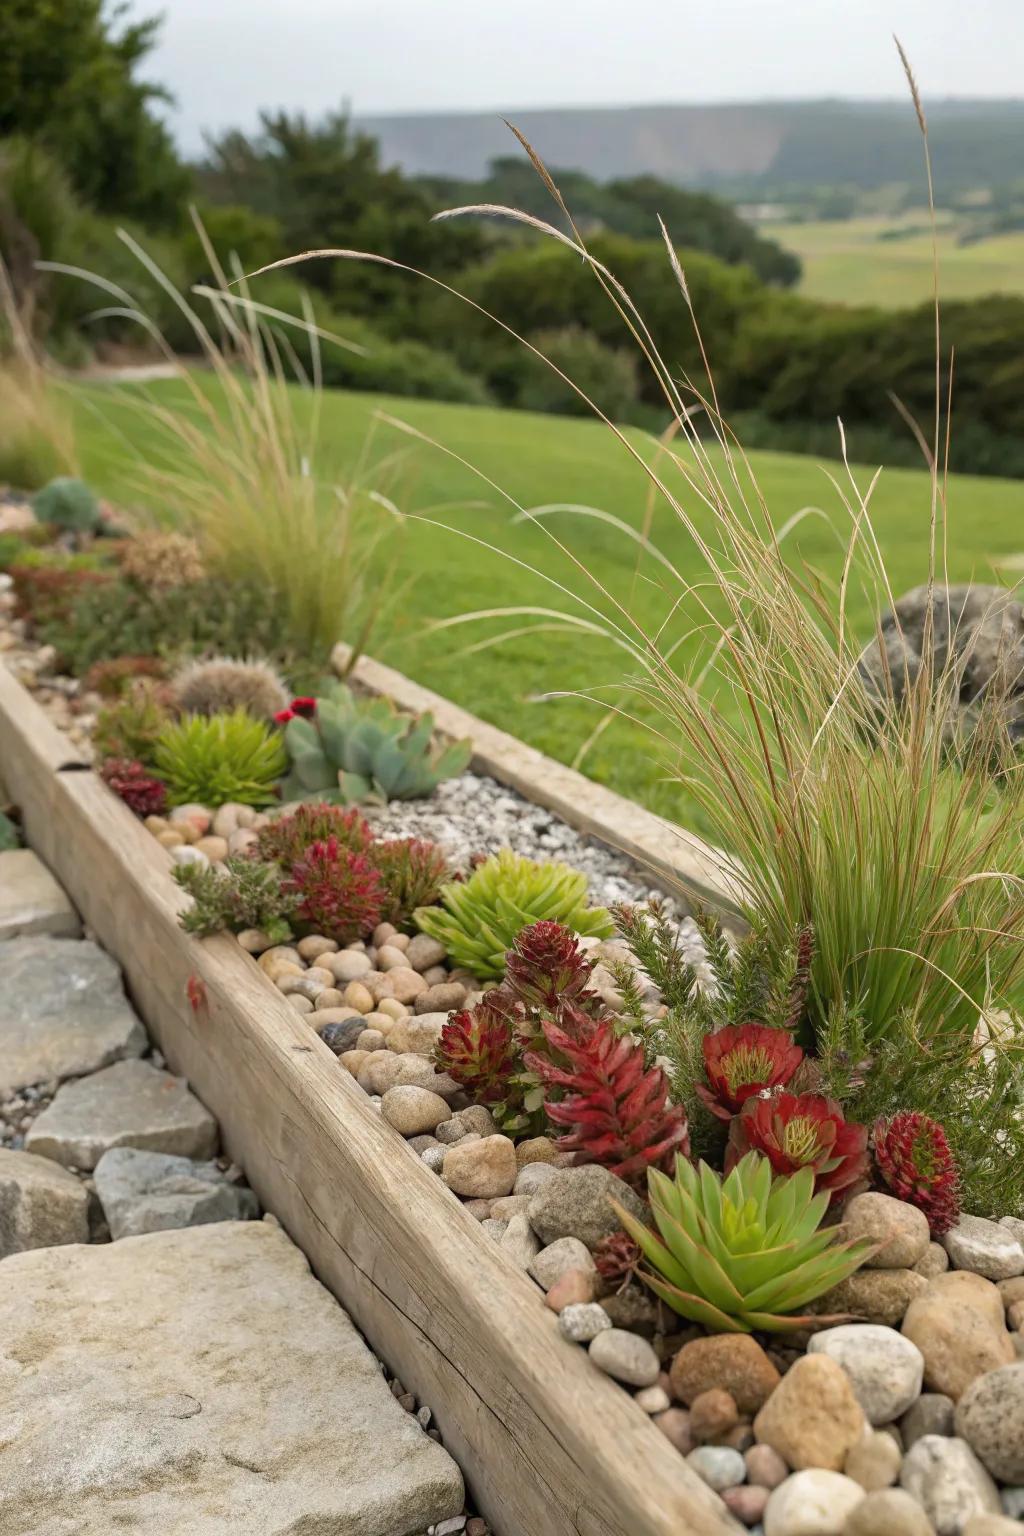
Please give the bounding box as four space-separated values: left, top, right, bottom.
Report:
764 215 1024 308
70 379 1024 834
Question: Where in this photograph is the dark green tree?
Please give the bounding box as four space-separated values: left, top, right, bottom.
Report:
0 0 188 224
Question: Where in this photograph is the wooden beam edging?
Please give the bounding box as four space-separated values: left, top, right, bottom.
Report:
0 662 741 1536
333 644 746 915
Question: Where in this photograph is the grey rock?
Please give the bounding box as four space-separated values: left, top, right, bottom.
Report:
513 1161 557 1197
558 1303 611 1343
0 1220 464 1534
914 1242 950 1278
999 1215 1024 1246
498 1212 541 1269
809 1324 924 1424
0 937 146 1095
901 1392 955 1447
0 1146 89 1255
526 1164 647 1250
420 1146 446 1173
943 1214 1024 1281
1001 1487 1024 1518
0 849 80 940
480 1217 508 1242
528 1236 596 1291
26 1059 218 1171
900 1435 1002 1535
588 1327 660 1387
93 1148 258 1240
686 1445 746 1492
955 1363 1024 1482
316 1017 366 1054
404 934 447 972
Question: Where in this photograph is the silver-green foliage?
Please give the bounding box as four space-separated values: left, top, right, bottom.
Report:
32 476 103 533
281 684 471 805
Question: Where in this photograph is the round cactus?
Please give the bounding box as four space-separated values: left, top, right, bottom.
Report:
172 656 290 722
873 1111 961 1236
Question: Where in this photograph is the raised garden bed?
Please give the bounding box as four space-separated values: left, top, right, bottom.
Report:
0 658 739 1536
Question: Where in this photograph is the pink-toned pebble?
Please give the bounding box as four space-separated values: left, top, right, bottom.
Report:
721 1484 769 1526
744 1442 788 1490
544 1269 597 1312
652 1408 694 1456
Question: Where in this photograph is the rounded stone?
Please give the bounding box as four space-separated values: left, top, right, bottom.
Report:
380 1086 452 1137
634 1385 671 1415
513 1162 558 1197
328 950 372 983
690 1387 739 1442
808 1325 924 1424
842 1487 935 1536
384 968 428 1004
342 981 375 1014
914 1242 951 1279
670 1333 781 1416
588 1328 660 1388
902 1283 1015 1399
962 1517 1024 1536
723 1483 769 1525
528 1236 596 1291
763 1469 865 1535
745 1443 789 1490
296 935 338 961
753 1354 866 1472
544 1269 597 1312
844 1193 931 1270
954 1362 1024 1482
943 1215 1024 1281
441 1136 517 1199
375 945 409 971
557 1303 611 1343
404 934 447 972
515 1137 557 1168
686 1444 746 1492
652 1407 694 1455
844 1429 903 1491
901 1392 955 1447
315 1018 365 1055
900 1435 1002 1534
813 1269 928 1329
525 1164 647 1250
313 989 346 1011
414 983 467 1015
192 835 228 863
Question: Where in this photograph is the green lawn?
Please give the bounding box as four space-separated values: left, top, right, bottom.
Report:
70 379 1024 836
764 215 1024 308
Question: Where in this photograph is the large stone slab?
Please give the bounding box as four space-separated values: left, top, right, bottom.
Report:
0 1221 465 1535
94 1146 259 1239
0 848 81 940
0 1146 90 1256
26 1058 218 1170
0 935 146 1094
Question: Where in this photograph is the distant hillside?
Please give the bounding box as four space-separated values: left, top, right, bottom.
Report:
354 99 1024 198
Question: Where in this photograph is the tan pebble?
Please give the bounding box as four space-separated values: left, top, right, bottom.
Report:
257 946 302 971
328 950 372 983
386 967 428 1004
363 1012 395 1035
227 828 258 856
377 997 408 1022
287 994 314 1014
277 974 321 997
343 982 375 1013
1008 1299 1024 1331
191 835 226 862
313 1007 361 1026
652 1408 694 1456
421 965 448 987
313 988 345 1011
156 829 185 849
144 815 168 834
373 922 398 947
367 972 397 1002
211 803 242 839
516 1136 558 1168
297 935 339 961
357 1029 387 1052
752 1354 864 1471
236 929 273 954
340 1049 371 1076
690 1388 739 1442
265 960 304 984
462 1199 493 1221
377 945 409 971
170 804 211 833
303 966 335 987
235 806 257 828
388 932 410 951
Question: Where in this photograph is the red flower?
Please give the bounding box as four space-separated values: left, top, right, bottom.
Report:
729 1091 869 1202
696 1023 804 1121
290 697 317 718
274 707 295 724
874 1112 961 1236
525 1015 689 1187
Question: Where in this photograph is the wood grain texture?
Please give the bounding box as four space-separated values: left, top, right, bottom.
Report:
332 644 746 914
0 662 740 1536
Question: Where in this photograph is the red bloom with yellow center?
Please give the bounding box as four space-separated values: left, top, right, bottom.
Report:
728 1091 869 1202
696 1024 804 1121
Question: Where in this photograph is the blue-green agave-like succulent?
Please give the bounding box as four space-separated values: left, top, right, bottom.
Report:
281 683 472 806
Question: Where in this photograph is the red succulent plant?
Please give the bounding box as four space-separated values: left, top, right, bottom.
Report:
435 992 522 1103
874 1112 961 1236
594 1229 642 1290
524 1015 689 1188
373 838 450 928
728 1091 869 1202
696 1023 805 1121
504 921 602 1027
100 757 168 817
256 803 372 867
284 836 385 943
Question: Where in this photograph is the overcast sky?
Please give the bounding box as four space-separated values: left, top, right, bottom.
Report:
147 0 1022 153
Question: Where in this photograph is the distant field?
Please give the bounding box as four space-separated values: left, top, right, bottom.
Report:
71 380 1024 835
764 215 1024 307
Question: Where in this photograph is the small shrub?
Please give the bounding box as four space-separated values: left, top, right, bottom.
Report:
513 326 639 420
414 850 613 981
82 655 166 699
153 710 287 808
172 655 289 721
174 856 297 942
10 561 113 629
100 757 167 817
93 679 175 764
255 803 372 867
284 837 385 943
32 477 103 534
119 531 205 592
613 1152 875 1333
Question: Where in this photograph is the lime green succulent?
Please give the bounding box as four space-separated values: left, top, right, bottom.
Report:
414 848 614 980
612 1151 875 1333
154 709 287 808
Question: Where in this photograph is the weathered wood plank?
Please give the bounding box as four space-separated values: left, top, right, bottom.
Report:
0 662 739 1536
333 645 746 914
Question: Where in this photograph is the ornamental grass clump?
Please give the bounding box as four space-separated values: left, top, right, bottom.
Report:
153 710 287 807
414 849 614 980
613 1151 876 1333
